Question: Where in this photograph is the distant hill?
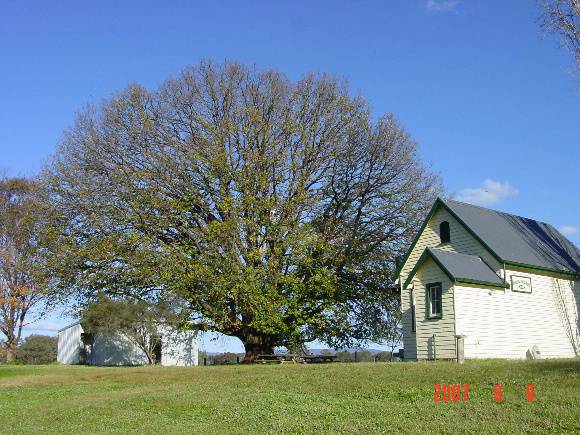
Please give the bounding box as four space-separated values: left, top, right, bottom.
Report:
306 348 393 356
200 348 402 356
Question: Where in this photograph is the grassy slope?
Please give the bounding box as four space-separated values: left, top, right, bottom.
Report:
0 360 579 434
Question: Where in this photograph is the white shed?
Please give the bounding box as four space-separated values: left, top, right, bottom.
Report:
57 322 198 366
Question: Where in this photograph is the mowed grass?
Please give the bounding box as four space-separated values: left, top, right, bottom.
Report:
1 359 579 434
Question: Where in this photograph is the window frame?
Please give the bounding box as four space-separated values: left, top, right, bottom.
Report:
439 221 450 244
426 282 443 319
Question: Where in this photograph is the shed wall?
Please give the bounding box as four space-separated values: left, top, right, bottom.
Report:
57 324 199 366
57 323 82 364
161 328 199 366
89 332 149 366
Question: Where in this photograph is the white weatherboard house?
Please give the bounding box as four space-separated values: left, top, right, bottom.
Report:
57 322 199 366
396 198 580 360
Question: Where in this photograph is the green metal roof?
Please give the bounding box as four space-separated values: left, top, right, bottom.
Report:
403 248 508 289
442 198 580 276
396 198 580 280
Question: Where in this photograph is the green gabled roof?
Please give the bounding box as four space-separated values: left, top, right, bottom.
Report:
396 198 580 280
403 248 509 289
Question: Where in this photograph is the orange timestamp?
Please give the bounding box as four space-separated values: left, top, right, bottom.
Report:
433 384 535 402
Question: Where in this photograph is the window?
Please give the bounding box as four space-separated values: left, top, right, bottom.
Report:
410 290 416 332
439 221 450 243
427 283 442 319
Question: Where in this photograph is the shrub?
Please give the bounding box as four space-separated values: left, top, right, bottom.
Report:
15 335 57 365
375 351 393 362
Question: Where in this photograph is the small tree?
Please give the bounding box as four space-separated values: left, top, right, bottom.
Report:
15 334 57 364
81 294 181 365
0 178 55 362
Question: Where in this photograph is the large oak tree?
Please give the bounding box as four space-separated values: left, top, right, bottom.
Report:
43 61 440 361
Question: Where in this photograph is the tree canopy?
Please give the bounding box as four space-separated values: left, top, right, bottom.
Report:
43 60 440 361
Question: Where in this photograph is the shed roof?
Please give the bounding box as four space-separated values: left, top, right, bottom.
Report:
441 198 580 276
404 248 508 289
58 321 81 333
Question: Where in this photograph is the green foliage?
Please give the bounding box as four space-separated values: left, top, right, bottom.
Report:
212 352 241 365
15 335 57 365
0 360 578 432
0 178 57 362
335 351 355 362
43 60 441 357
197 351 243 365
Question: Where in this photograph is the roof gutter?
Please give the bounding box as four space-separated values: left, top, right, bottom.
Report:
504 261 580 279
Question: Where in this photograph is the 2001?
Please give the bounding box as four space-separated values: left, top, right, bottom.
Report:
434 384 470 402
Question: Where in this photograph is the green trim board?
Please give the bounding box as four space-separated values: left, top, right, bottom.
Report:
403 248 508 289
505 261 580 279
394 200 441 279
455 278 509 289
410 289 416 332
403 248 447 288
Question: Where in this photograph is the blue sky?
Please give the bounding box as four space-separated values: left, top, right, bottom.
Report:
1 1 578 351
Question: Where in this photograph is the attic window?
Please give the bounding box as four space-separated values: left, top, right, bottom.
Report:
439 221 450 244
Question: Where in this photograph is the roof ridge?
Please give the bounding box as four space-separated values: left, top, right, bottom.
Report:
427 247 483 261
442 197 552 226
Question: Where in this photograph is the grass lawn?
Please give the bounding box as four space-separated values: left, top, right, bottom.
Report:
1 359 579 434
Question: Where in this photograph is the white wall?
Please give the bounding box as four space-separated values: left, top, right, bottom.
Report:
89 332 150 366
57 323 82 364
161 327 198 366
57 323 199 366
454 270 579 359
413 257 456 359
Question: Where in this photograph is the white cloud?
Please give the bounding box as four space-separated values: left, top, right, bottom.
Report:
425 0 460 12
455 179 519 206
24 320 62 332
560 226 580 236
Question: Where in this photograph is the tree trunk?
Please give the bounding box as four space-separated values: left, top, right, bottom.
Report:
239 333 276 363
5 340 16 363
